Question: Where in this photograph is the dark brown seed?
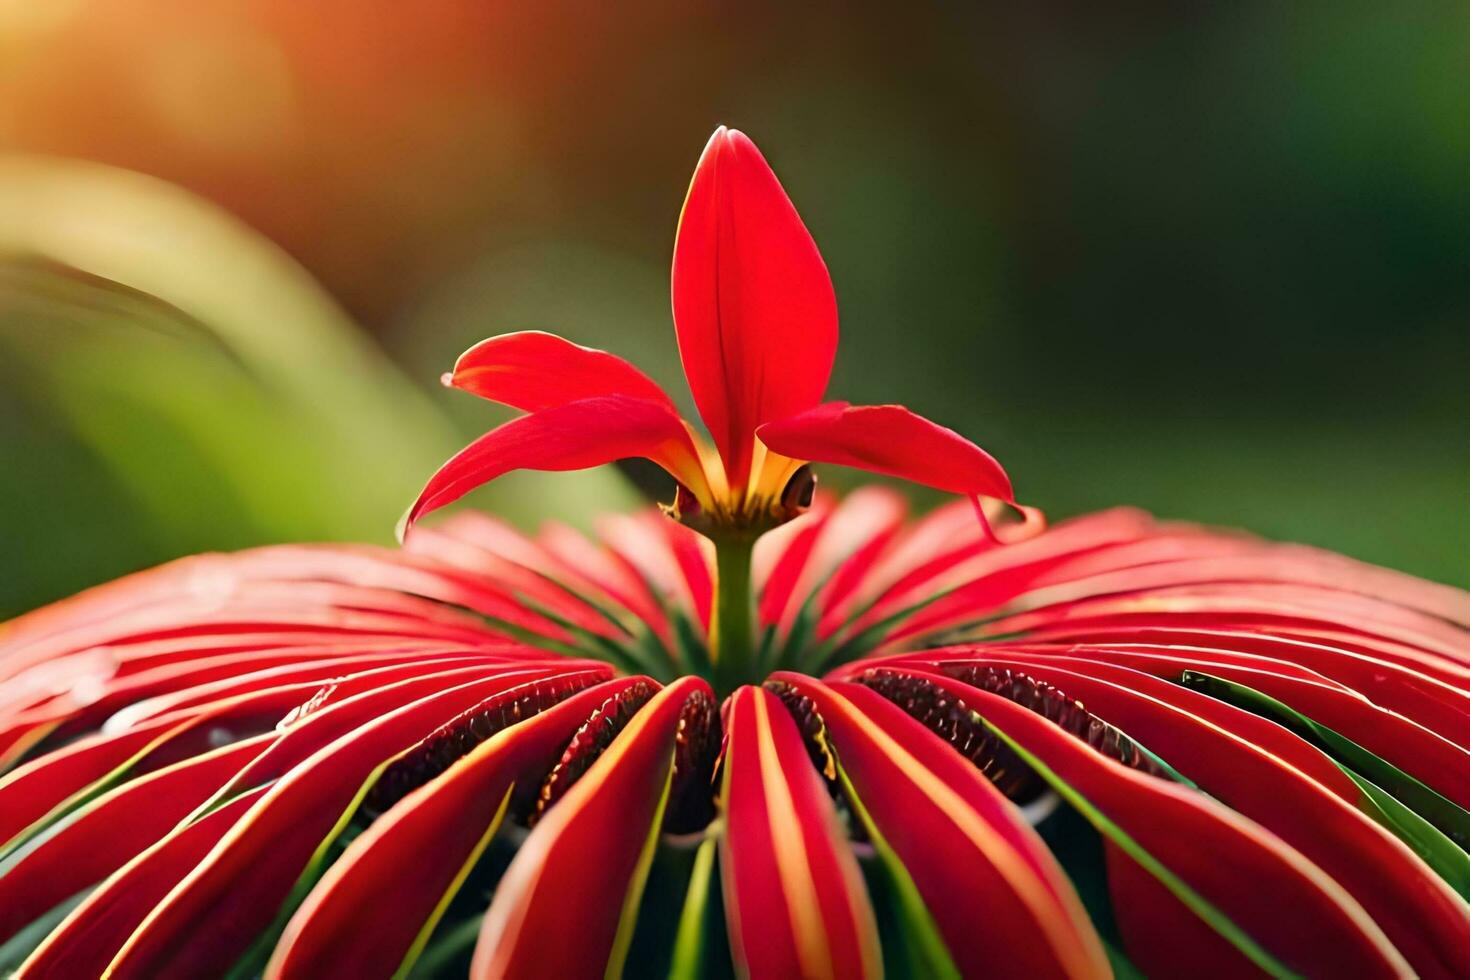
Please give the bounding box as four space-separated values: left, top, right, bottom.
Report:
362 673 600 820
941 663 1173 780
855 665 1173 801
854 668 1047 802
664 688 720 833
532 681 656 823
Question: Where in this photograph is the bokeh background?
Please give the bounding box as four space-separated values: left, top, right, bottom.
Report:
2 1 1467 617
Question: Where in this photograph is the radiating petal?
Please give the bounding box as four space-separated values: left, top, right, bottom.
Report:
103 668 609 977
266 678 641 979
720 685 881 979
472 676 713 979
672 127 837 491
931 653 1470 976
18 786 265 980
862 666 1413 978
202 662 572 806
769 672 1110 979
444 330 680 414
399 395 707 538
0 677 339 851
758 402 1014 501
0 735 267 947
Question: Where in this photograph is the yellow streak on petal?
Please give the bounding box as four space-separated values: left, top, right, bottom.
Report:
828 685 1110 980
476 682 683 978
754 691 835 980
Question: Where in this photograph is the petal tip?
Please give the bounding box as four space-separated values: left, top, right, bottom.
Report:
394 506 414 544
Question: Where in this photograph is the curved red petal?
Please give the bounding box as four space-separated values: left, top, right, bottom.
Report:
672 127 837 491
933 654 1470 976
758 402 1015 501
266 677 641 979
472 676 713 979
18 786 264 979
720 686 881 979
103 667 609 977
445 330 679 414
771 673 1110 979
882 666 1413 978
399 395 706 538
0 675 339 848
0 736 267 947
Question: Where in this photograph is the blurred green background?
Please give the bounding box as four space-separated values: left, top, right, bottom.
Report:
2 1 1467 617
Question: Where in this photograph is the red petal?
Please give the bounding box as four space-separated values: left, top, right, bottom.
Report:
999 629 1470 744
473 676 713 978
104 668 609 977
719 686 881 979
885 666 1413 978
671 127 837 491
18 786 265 979
266 678 641 979
206 662 569 803
756 508 829 627
771 673 1110 979
934 653 1470 976
0 736 267 946
0 715 179 846
758 402 1014 501
399 395 706 538
444 330 679 414
0 676 337 847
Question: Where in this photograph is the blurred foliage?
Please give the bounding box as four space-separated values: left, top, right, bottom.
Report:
0 1 1466 615
0 158 634 616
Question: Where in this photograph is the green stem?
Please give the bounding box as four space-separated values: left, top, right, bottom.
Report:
712 534 756 691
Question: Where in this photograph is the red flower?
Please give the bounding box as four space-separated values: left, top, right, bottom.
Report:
1 129 1467 980
400 127 1024 541
2 499 1467 978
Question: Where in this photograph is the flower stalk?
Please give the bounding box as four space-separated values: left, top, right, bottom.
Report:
711 531 757 691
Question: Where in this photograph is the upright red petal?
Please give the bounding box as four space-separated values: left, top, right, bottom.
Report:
719 686 881 979
472 676 714 979
671 127 838 492
444 331 680 414
758 402 1015 501
399 395 707 538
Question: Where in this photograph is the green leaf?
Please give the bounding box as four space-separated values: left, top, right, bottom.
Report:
1343 767 1470 899
1178 671 1470 851
1178 670 1470 895
666 831 721 980
0 887 91 973
406 914 483 980
836 764 961 980
977 714 1299 979
0 157 637 616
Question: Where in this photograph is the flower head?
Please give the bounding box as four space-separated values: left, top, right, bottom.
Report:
1 497 1467 978
400 127 1021 539
1 129 1467 980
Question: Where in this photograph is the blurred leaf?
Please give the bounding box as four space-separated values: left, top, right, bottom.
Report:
0 156 629 616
